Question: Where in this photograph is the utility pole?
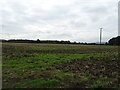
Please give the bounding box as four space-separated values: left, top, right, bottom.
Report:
100 28 102 45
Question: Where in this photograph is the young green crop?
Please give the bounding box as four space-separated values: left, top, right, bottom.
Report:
2 43 119 88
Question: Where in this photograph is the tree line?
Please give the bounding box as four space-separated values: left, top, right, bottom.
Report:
1 39 98 45
1 36 120 45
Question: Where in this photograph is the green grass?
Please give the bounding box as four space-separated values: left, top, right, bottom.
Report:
13 78 62 88
3 52 117 73
2 43 119 88
86 78 118 88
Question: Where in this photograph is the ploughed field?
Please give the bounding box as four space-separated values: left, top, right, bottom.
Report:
2 43 119 88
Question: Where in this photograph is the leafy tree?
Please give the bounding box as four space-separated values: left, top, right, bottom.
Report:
108 36 120 45
37 39 40 43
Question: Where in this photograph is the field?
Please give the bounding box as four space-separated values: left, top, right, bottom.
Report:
2 43 119 88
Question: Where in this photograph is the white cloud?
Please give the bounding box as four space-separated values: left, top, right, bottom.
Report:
1 0 118 42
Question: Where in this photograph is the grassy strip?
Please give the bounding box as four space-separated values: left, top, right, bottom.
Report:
86 78 118 88
3 52 118 73
13 78 63 88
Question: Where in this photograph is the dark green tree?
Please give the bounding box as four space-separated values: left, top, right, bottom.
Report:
108 36 120 45
37 39 40 43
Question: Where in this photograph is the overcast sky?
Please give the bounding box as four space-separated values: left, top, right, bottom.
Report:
0 0 119 42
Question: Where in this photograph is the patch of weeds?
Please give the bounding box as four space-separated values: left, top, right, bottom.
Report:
13 78 63 88
54 70 75 80
52 70 95 87
86 78 117 88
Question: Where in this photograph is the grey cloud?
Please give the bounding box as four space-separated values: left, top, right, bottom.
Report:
118 1 120 36
84 6 108 13
1 0 118 42
69 20 87 28
43 33 72 40
82 5 110 22
10 2 26 15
